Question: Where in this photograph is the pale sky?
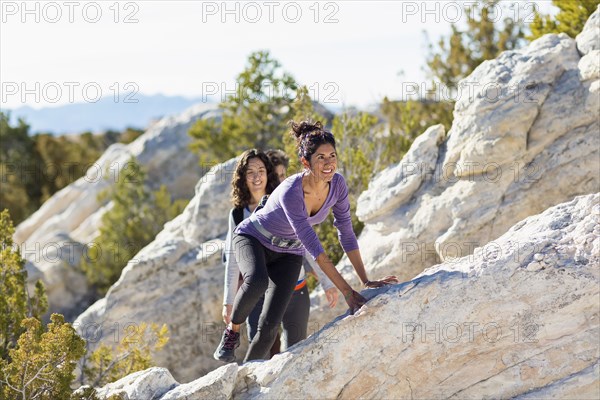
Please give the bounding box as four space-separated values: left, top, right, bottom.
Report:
0 0 556 110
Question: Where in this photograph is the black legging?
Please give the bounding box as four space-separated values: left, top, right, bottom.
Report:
231 233 303 362
247 286 310 351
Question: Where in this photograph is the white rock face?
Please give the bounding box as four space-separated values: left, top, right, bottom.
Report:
160 364 238 400
94 367 177 400
356 124 446 222
90 363 239 400
13 103 220 319
76 9 600 387
351 25 599 287
74 158 244 383
576 5 600 55
309 8 600 341
234 194 600 400
89 193 600 399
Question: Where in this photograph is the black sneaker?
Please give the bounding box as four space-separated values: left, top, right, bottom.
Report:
213 327 240 362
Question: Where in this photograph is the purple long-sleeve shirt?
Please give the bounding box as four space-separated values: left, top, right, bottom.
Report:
235 171 359 259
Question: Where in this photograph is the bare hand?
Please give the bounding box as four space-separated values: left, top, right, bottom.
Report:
344 290 367 314
325 287 338 308
222 304 232 325
364 275 399 288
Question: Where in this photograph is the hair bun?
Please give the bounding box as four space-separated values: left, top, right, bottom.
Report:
288 120 335 161
289 120 323 140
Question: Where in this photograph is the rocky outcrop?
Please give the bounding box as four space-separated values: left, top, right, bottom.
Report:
305 6 600 348
13 103 220 319
89 193 600 399
74 8 600 386
351 14 599 286
74 158 242 383
92 368 177 400
576 5 600 55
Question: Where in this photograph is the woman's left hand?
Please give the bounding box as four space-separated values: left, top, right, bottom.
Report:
324 287 338 308
364 275 399 288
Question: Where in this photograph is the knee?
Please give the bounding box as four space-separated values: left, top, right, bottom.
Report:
245 273 269 294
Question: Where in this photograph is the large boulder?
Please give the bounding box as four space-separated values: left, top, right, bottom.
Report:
90 193 600 399
92 367 177 400
307 10 600 334
576 5 600 56
74 158 242 383
351 22 598 292
76 9 600 385
13 103 220 319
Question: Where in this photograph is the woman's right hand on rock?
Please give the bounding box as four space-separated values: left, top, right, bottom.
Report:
222 304 232 325
344 290 367 315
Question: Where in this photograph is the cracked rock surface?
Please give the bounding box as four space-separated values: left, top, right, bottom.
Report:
344 10 599 291
308 9 600 329
73 7 600 390
92 193 600 399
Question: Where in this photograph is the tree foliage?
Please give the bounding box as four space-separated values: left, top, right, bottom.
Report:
0 209 48 362
425 0 525 90
282 86 328 175
0 112 145 226
0 114 41 224
80 158 186 295
81 323 169 388
378 98 453 169
0 210 86 399
0 209 168 399
1 314 86 400
528 0 599 40
189 50 298 164
333 112 379 197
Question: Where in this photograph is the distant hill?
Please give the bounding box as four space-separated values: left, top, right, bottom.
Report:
3 94 208 134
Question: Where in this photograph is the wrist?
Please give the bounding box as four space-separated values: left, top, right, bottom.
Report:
342 285 354 297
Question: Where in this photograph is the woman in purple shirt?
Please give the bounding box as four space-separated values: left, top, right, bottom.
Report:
214 120 398 363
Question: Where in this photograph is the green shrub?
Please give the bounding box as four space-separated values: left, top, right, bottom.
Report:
80 158 186 295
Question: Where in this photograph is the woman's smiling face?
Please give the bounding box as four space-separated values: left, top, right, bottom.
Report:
308 143 337 182
245 157 267 195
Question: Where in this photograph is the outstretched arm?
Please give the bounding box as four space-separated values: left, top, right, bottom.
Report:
315 252 365 314
329 176 398 303
346 249 398 288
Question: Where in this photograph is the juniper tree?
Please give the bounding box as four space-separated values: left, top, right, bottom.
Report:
528 0 599 40
0 209 48 361
189 50 298 164
80 158 186 295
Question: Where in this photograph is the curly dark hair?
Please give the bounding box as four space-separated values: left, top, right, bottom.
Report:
231 149 279 209
289 120 336 162
265 149 290 169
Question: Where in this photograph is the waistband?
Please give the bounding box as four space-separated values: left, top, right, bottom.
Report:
249 214 304 250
